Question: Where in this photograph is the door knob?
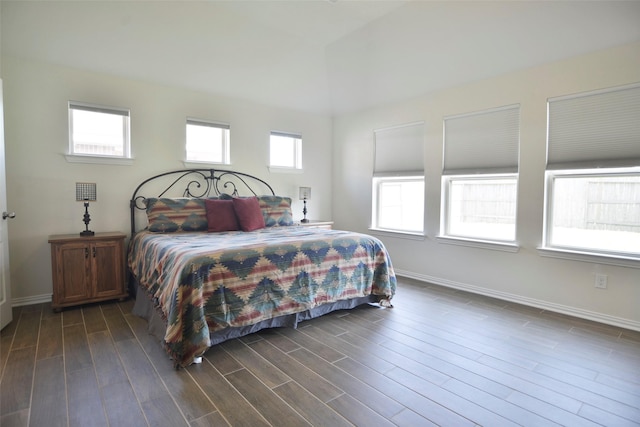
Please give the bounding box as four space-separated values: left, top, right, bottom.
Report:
2 212 16 220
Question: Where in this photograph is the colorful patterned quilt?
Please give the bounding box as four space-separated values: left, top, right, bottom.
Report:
128 227 396 366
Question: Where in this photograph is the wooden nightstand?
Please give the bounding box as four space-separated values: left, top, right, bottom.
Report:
49 232 128 311
299 220 334 230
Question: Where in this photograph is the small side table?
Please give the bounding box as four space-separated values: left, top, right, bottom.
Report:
49 232 128 311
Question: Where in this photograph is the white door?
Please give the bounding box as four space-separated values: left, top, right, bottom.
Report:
0 79 13 330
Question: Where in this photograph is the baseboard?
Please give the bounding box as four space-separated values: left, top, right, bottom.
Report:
12 294 52 307
395 269 640 332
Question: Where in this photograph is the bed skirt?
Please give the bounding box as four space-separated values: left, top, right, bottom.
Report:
132 283 377 354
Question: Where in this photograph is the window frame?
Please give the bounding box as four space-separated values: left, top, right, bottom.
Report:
440 104 520 248
185 118 231 165
440 173 519 245
67 101 131 162
540 83 640 267
371 175 425 236
269 131 302 173
542 168 640 263
371 121 426 237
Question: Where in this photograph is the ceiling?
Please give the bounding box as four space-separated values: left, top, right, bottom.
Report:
2 1 640 115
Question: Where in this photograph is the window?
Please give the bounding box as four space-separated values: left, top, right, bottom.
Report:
444 176 517 241
372 122 425 234
373 176 425 233
547 173 640 255
269 131 302 170
544 83 640 260
441 105 520 243
186 119 230 164
68 102 130 158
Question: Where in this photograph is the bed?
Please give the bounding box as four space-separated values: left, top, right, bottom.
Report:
128 169 396 368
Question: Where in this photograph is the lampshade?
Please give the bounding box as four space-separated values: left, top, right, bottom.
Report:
76 182 97 201
299 187 311 200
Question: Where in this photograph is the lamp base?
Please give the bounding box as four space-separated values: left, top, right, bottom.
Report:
301 198 309 223
80 201 94 237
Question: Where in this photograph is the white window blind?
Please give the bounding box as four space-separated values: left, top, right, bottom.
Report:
71 103 129 117
443 105 520 175
373 122 424 177
547 83 640 169
186 119 230 131
271 130 302 140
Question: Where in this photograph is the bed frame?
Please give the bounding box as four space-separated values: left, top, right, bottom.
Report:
129 168 275 235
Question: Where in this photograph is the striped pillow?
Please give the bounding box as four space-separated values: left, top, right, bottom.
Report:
146 198 210 232
258 196 294 227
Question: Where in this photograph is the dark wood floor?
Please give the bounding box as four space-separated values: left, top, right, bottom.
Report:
1 278 639 426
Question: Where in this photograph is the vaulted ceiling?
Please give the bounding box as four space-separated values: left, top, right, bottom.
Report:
3 1 640 115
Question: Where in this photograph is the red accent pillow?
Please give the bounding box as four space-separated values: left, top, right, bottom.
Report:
232 197 265 231
205 199 240 232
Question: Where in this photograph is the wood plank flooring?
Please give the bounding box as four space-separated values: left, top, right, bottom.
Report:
1 277 639 426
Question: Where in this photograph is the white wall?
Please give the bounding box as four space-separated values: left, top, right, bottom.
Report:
2 55 332 303
3 43 639 330
332 42 640 330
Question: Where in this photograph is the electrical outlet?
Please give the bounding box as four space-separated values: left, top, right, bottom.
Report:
595 274 608 289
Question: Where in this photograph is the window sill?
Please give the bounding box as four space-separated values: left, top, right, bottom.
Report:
183 160 231 169
368 228 426 241
64 154 134 166
436 235 520 253
268 166 303 174
537 247 640 268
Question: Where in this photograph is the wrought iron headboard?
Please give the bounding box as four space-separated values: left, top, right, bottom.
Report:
130 168 275 235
